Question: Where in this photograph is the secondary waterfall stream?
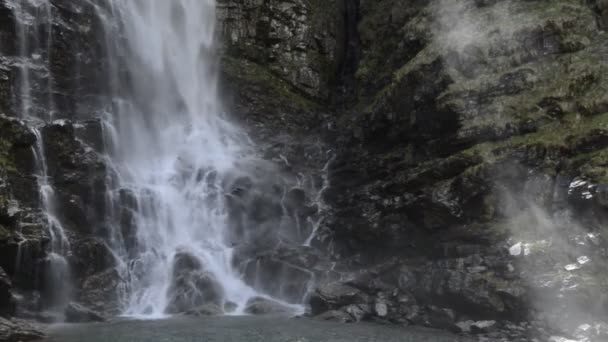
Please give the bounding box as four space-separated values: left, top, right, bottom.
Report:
11 0 72 313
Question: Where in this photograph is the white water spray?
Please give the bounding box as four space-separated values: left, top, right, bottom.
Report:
303 154 334 247
97 0 290 317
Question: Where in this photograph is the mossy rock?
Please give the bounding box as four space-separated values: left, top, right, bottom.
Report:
220 55 325 140
0 116 35 172
0 225 10 241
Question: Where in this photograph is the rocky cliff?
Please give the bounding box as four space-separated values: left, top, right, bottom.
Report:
219 0 608 340
1 0 608 341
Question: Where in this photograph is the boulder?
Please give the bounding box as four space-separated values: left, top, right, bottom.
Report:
64 302 105 323
244 297 293 315
314 310 355 323
309 282 369 315
456 320 497 334
79 268 123 315
165 252 224 314
374 301 388 318
470 320 497 334
0 317 44 341
343 304 372 322
224 301 238 313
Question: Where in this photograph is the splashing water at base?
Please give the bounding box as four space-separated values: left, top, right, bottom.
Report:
94 0 299 317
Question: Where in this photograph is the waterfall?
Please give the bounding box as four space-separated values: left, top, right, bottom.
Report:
96 0 299 317
7 0 310 318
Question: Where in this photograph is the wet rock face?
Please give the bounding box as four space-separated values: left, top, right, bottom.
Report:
0 116 38 207
302 0 608 337
244 297 293 315
41 122 110 235
223 159 334 305
0 267 15 317
78 268 122 315
310 282 368 316
0 116 46 295
235 244 324 304
240 254 312 304
217 0 337 99
0 0 108 119
0 0 118 314
592 0 608 28
64 302 105 323
69 238 115 280
165 252 225 314
0 111 118 315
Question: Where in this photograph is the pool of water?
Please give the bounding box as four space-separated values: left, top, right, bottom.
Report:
45 316 473 342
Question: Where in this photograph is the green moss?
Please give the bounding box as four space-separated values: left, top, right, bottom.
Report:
0 225 9 241
569 144 608 183
510 113 606 147
306 0 339 88
0 137 15 172
355 0 433 106
0 116 36 173
355 0 597 108
221 56 319 112
0 66 11 115
357 0 403 85
453 112 608 186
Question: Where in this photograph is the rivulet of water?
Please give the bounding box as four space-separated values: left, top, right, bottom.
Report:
9 0 71 313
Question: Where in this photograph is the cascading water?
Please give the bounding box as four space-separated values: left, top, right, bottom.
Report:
303 154 334 247
7 0 314 318
95 0 300 317
31 127 72 311
10 0 71 313
11 0 55 121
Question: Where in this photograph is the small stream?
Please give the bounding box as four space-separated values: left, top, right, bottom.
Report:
44 316 473 342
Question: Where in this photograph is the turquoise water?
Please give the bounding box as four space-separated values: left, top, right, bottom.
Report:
45 316 472 342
